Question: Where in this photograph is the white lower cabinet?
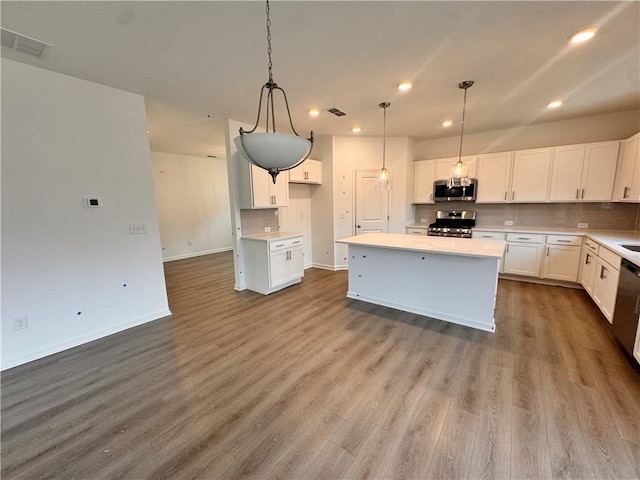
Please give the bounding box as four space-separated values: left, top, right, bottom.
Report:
541 235 581 282
580 239 599 295
591 250 621 323
472 230 506 273
242 235 304 295
503 233 544 277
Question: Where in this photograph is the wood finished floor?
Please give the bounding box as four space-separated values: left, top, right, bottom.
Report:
2 251 640 479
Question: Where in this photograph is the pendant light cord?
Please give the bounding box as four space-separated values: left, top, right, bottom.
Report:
380 101 390 169
266 0 273 83
457 86 468 162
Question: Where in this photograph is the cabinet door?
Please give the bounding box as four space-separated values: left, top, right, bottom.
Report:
581 142 619 201
269 249 290 287
288 247 304 279
434 156 477 180
504 242 543 277
549 145 585 201
305 160 322 184
592 258 620 322
271 170 289 206
511 148 552 202
251 165 274 207
580 247 597 295
288 163 306 183
476 152 512 202
613 135 640 201
542 245 580 282
413 160 435 203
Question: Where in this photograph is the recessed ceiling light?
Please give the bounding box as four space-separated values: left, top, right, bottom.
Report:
398 82 412 91
442 120 453 127
548 100 563 109
308 108 320 116
569 27 597 44
352 127 362 133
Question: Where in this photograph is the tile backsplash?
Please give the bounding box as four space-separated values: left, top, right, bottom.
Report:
240 208 280 236
414 202 639 231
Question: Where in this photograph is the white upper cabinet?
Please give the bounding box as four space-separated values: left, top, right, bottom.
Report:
550 141 619 202
510 148 552 202
238 163 289 209
434 156 477 181
476 152 513 202
613 132 640 202
289 159 322 184
413 160 435 203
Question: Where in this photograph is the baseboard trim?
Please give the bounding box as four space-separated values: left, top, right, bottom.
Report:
1 309 172 371
163 247 232 262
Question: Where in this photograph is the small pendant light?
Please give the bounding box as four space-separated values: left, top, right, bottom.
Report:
378 101 391 190
234 0 314 184
448 80 474 188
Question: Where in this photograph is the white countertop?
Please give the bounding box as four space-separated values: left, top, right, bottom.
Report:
337 233 505 259
241 231 302 242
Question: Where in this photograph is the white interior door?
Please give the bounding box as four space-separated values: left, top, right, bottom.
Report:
354 170 389 235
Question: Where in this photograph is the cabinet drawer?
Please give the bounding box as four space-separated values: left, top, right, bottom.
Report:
473 231 506 240
584 237 600 254
269 237 303 252
598 247 621 271
406 228 428 235
546 234 582 246
506 233 545 244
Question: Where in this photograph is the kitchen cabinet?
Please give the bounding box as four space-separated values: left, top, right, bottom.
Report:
413 160 435 203
434 156 477 181
406 227 428 235
580 238 599 295
503 233 545 277
472 230 506 273
289 159 322 184
510 148 552 202
549 141 619 202
592 250 621 323
238 163 289 209
242 235 304 295
541 235 581 282
613 132 640 202
476 152 513 202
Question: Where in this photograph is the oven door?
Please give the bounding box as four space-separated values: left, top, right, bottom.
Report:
433 179 476 202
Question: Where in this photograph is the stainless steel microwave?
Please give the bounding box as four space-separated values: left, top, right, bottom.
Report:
433 178 477 202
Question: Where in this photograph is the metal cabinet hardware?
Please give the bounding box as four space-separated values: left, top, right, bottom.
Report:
600 265 607 279
546 246 550 256
576 189 579 199
511 191 515 200
585 253 591 265
504 191 507 200
557 239 571 243
624 186 631 198
581 188 585 199
635 295 640 315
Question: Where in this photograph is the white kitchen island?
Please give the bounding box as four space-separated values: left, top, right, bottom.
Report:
336 233 506 332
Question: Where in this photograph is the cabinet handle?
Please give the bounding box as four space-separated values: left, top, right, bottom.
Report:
581 188 585 199
506 244 510 253
557 239 571 243
511 191 515 200
482 235 492 238
504 191 507 200
275 243 285 248
430 193 433 202
576 189 580 199
624 186 630 198
546 246 550 256
585 253 591 265
600 265 606 279
635 295 640 315
517 237 530 240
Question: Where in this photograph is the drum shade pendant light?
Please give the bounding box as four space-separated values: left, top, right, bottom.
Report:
448 80 474 188
378 101 391 190
234 0 313 184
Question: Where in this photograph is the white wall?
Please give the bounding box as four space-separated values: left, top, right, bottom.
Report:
280 184 313 268
151 151 232 261
309 137 335 270
1 60 170 370
416 109 640 159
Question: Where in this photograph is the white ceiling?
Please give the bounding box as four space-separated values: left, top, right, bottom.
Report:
2 1 639 158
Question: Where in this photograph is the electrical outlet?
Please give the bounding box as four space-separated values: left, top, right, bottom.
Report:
504 220 514 226
129 223 147 235
577 223 588 229
187 240 193 246
420 218 428 223
13 316 28 331
264 226 271 233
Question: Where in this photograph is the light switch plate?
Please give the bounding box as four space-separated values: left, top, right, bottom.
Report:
504 220 514 226
577 223 588 229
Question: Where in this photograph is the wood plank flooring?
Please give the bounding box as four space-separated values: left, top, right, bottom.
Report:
2 251 639 479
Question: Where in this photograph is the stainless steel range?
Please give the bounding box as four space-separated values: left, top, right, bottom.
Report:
427 210 476 238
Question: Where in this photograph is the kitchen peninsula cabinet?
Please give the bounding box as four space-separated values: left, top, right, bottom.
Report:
242 233 303 295
614 132 640 202
238 163 289 209
549 141 619 202
289 159 322 184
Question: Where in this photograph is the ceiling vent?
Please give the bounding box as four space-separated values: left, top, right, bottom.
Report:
1 28 51 57
327 107 348 117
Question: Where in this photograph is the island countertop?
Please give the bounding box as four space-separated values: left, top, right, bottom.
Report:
337 232 505 259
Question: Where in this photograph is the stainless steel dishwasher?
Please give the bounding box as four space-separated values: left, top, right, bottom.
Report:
612 258 640 356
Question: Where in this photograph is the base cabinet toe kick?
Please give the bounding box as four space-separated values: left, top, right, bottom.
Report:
337 233 505 333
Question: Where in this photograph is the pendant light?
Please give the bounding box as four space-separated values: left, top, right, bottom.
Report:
378 101 391 190
448 80 474 188
234 0 314 184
